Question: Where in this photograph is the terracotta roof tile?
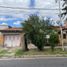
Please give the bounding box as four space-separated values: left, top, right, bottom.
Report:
0 27 23 31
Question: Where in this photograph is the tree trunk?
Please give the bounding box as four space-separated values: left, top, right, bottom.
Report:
24 34 29 51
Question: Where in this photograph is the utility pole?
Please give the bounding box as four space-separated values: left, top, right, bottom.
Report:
59 0 64 51
29 0 35 8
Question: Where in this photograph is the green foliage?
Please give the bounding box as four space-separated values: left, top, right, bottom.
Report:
49 31 59 51
62 0 67 20
15 49 24 57
0 49 7 57
30 32 46 51
22 15 59 51
22 15 47 51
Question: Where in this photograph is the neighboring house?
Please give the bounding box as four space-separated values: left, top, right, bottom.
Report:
0 23 67 48
61 21 67 45
56 21 67 46
46 21 67 46
0 25 24 48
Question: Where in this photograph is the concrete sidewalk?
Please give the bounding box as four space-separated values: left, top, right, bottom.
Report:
0 56 67 60
0 54 67 60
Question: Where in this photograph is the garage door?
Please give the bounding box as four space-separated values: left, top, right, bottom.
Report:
4 35 21 47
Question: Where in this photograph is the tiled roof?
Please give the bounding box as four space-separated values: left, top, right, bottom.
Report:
0 27 23 31
4 28 22 31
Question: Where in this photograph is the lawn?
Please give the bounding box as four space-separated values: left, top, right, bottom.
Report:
0 48 67 58
14 48 67 57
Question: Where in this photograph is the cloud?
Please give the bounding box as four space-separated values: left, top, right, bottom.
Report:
1 22 8 25
0 17 16 21
0 0 64 27
0 17 7 21
13 21 22 25
2 0 29 7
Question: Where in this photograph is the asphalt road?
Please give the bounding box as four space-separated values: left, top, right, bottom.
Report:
0 58 67 67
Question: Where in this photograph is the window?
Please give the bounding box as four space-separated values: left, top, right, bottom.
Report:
63 34 66 39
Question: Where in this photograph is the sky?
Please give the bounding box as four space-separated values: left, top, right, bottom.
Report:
0 0 64 27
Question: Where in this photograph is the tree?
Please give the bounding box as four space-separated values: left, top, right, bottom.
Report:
24 34 29 51
21 15 59 51
55 0 67 20
22 15 49 51
55 0 65 51
62 0 67 20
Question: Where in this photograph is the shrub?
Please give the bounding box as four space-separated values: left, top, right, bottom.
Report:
49 31 59 51
31 33 46 51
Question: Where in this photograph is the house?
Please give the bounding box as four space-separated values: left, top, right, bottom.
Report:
56 21 67 46
0 25 24 48
61 21 67 45
0 23 67 48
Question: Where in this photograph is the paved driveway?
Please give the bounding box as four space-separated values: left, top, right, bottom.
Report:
0 58 67 67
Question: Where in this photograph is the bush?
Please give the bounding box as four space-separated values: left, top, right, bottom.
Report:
49 31 59 51
30 32 46 51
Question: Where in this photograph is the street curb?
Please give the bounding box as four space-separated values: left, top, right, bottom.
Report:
0 57 67 60
0 55 67 60
15 55 67 58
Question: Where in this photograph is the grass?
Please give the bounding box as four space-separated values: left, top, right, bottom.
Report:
0 49 8 57
15 49 25 57
14 48 67 57
0 48 67 57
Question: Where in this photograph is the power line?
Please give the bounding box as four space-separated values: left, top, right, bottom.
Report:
0 5 62 10
0 10 60 14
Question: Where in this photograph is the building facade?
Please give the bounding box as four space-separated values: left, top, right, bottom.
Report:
0 24 67 48
0 25 24 48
